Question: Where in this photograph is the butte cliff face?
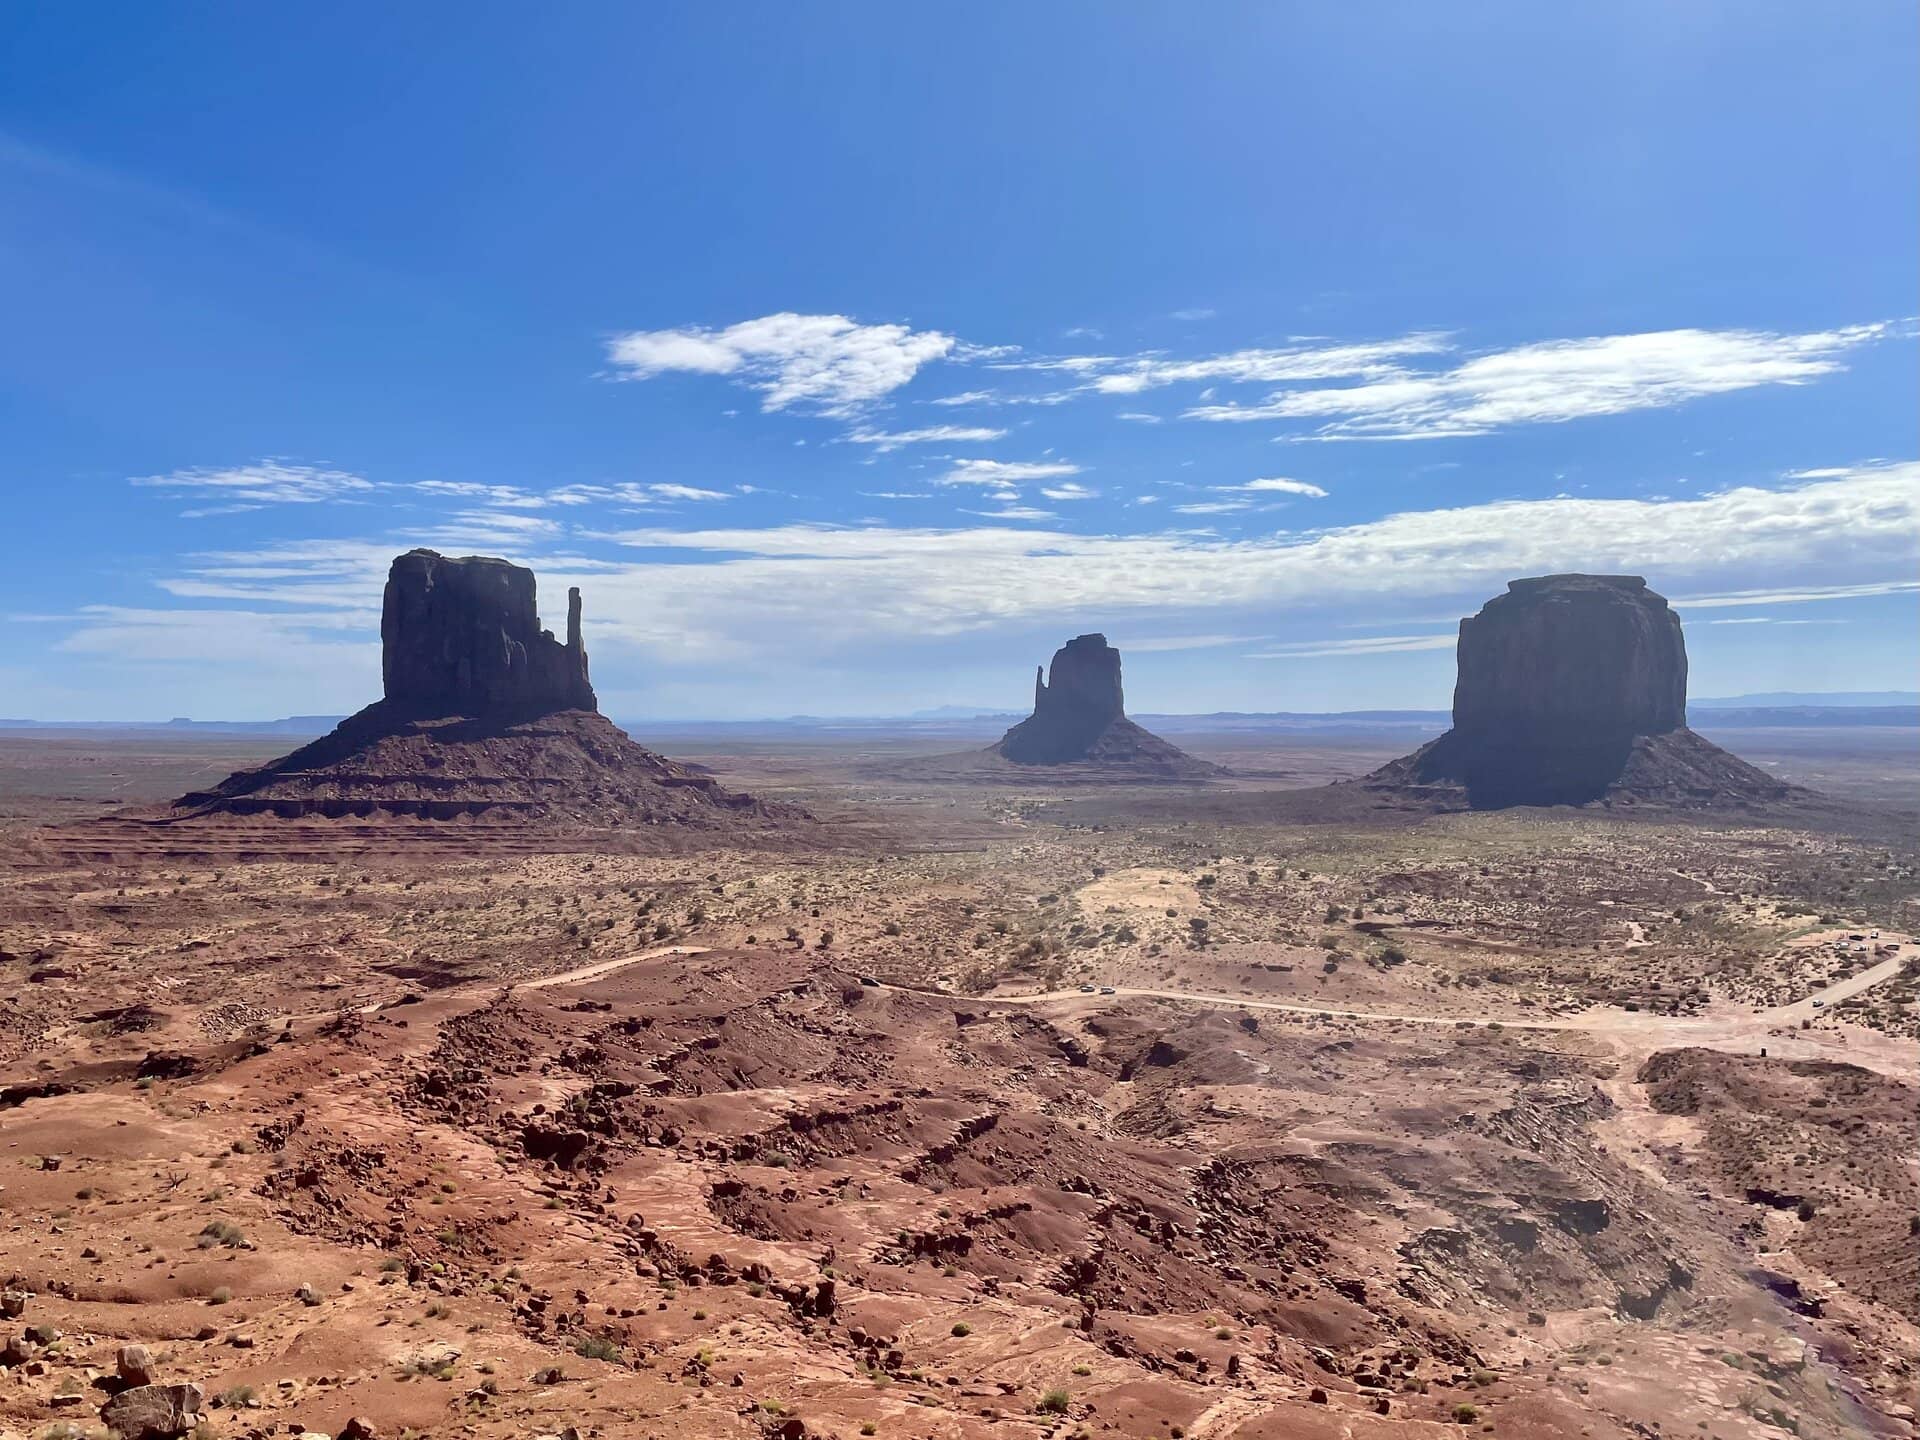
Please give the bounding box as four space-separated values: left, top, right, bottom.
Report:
993 634 1219 779
382 548 595 716
1369 574 1791 809
172 551 800 830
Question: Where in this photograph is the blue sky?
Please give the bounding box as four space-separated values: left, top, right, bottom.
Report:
2 2 1915 721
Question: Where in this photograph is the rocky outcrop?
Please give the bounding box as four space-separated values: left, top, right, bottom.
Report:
169 552 805 831
1452 574 1685 750
998 635 1128 764
1367 575 1793 809
382 549 594 716
993 634 1219 779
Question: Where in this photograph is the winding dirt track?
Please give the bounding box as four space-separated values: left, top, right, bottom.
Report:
495 941 1914 1076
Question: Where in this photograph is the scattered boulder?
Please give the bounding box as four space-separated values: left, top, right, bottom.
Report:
101 1381 204 1440
116 1343 159 1387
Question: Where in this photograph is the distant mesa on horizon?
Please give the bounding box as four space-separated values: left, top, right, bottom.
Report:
166 549 802 831
990 633 1221 780
1366 573 1796 810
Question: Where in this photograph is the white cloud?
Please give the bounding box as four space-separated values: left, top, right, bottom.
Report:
605 312 958 415
1215 477 1330 497
546 482 730 507
1040 482 1100 501
1188 322 1897 438
647 483 731 502
1116 412 1163 424
926 388 1075 408
962 505 1056 522
419 510 565 548
936 458 1083 488
1674 578 1920 609
1126 633 1266 652
1172 500 1251 515
411 480 548 509
1246 634 1457 659
178 503 265 519
845 424 1007 452
131 461 377 507
1074 335 1451 395
79 463 1920 699
1170 307 1217 321
571 462 1919 650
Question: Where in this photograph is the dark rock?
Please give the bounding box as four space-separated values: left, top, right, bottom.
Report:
1004 633 1125 761
992 634 1218 778
168 552 807 830
101 1381 204 1439
381 548 594 717
1368 575 1793 808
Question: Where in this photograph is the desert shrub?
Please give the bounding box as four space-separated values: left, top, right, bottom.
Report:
573 1333 621 1362
197 1219 247 1249
1037 1389 1071 1414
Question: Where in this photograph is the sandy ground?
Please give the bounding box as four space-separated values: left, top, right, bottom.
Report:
0 725 1914 1440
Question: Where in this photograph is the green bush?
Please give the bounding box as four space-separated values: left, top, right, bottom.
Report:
573 1333 621 1362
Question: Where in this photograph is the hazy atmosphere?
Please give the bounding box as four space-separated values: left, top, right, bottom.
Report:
3 4 1917 720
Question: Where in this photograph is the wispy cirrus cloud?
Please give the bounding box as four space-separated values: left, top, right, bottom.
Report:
132 461 377 512
844 423 1007 451
936 458 1083 488
962 504 1057 522
1214 476 1329 497
544 482 731 507
85 464 1917 708
1072 334 1450 395
410 480 549 509
1188 322 1899 438
604 312 964 416
1172 500 1250 515
1246 633 1457 659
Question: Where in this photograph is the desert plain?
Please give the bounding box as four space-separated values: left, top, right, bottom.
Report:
0 717 1914 1440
